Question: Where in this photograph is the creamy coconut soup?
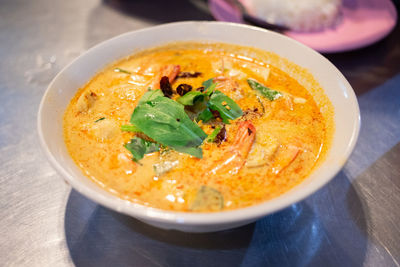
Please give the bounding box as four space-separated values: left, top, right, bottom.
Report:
63 42 334 212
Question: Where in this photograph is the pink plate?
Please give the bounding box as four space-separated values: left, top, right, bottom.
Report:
209 0 398 53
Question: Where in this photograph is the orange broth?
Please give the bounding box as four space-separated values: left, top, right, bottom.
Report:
63 42 334 212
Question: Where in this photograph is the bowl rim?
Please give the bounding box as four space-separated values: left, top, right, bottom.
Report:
37 21 360 226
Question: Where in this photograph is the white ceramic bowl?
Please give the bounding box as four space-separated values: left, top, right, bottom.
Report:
38 21 360 232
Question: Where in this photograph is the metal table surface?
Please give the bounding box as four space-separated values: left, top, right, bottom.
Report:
1 0 399 266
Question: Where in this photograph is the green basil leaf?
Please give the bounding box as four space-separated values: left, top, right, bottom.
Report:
177 91 205 106
138 89 164 104
114 68 132 74
206 126 222 142
130 96 207 158
197 107 214 122
208 91 243 124
95 117 105 123
202 78 217 96
124 137 159 161
202 78 214 89
247 78 282 101
121 124 142 133
173 146 203 159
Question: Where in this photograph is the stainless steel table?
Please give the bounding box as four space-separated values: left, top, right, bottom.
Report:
1 0 399 266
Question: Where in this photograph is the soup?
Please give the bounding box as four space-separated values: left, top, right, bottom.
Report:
63 42 334 212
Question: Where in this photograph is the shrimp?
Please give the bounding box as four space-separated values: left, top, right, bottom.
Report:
90 119 118 141
214 75 239 92
214 75 244 100
245 130 301 173
207 121 256 177
152 64 180 89
270 143 300 175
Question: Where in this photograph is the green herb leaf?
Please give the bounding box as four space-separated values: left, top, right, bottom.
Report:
121 124 142 133
202 78 214 88
138 89 164 104
197 107 214 122
256 95 265 114
130 96 207 158
95 117 105 123
173 146 203 158
202 78 217 96
114 68 132 74
247 79 282 101
208 91 243 124
177 91 205 106
206 126 222 142
124 137 160 162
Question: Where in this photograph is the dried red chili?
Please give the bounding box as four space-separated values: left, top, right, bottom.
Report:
177 71 202 78
196 86 205 92
176 84 193 96
215 125 227 144
160 76 173 98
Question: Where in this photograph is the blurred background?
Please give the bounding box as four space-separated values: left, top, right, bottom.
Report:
1 0 399 266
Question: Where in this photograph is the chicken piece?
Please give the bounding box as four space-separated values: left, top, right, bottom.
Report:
76 91 97 113
246 133 279 168
91 119 118 141
247 63 270 82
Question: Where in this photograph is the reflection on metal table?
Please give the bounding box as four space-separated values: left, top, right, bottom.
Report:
0 0 399 266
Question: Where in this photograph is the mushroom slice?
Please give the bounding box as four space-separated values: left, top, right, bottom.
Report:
153 150 180 176
153 160 179 176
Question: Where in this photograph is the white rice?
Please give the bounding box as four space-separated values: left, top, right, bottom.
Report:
250 0 342 32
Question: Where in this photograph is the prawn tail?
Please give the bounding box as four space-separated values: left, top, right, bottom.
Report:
232 121 256 158
153 64 181 89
